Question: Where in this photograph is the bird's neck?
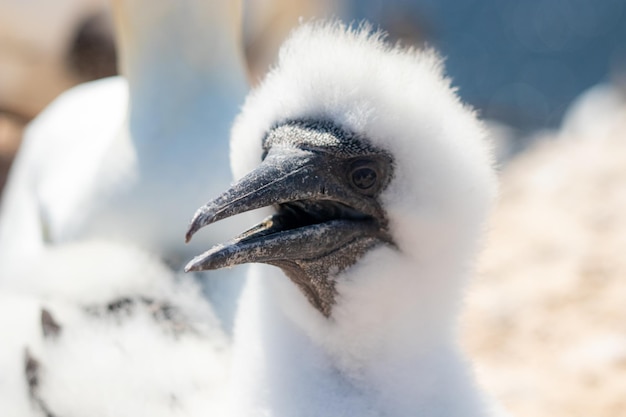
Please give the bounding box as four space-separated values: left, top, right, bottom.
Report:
232 262 489 417
111 0 247 132
279 247 468 362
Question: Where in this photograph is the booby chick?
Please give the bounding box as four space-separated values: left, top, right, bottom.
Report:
0 240 230 417
186 22 501 416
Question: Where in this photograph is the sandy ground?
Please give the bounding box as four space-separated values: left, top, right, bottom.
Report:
463 112 626 417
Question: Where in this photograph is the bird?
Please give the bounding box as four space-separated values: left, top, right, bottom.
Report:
185 21 502 416
0 0 248 265
0 0 250 325
0 239 230 417
0 1 249 413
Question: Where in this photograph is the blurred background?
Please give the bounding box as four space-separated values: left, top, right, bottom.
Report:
0 1 624 416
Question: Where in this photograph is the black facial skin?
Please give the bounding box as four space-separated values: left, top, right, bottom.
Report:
185 120 394 317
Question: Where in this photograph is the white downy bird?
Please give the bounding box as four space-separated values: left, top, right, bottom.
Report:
0 1 249 415
185 22 503 416
0 240 230 417
0 0 248 280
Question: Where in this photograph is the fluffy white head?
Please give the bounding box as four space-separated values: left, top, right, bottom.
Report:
231 22 497 370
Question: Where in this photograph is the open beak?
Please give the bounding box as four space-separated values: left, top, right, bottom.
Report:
184 145 388 273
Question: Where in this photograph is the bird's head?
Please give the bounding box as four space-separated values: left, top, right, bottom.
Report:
185 22 496 326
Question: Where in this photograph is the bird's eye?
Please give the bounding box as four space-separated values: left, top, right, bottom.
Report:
349 160 380 194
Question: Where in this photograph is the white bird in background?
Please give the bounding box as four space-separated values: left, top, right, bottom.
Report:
0 0 250 322
0 0 247 267
186 22 502 416
0 1 248 415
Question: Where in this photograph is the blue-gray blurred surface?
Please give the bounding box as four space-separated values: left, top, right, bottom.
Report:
342 0 626 131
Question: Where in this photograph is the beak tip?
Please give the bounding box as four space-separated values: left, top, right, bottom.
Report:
185 211 209 244
185 206 219 244
184 229 194 244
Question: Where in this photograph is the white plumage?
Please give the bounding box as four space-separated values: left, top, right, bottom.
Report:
0 77 128 277
187 22 502 416
0 0 248 277
0 1 250 415
0 241 230 417
1 11 505 416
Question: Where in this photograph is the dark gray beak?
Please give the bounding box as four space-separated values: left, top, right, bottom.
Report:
184 145 389 273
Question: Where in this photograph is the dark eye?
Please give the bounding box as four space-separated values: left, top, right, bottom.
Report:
352 166 377 189
349 160 380 194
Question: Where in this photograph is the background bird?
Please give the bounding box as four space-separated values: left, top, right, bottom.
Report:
186 21 503 417
0 0 250 325
0 0 250 415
